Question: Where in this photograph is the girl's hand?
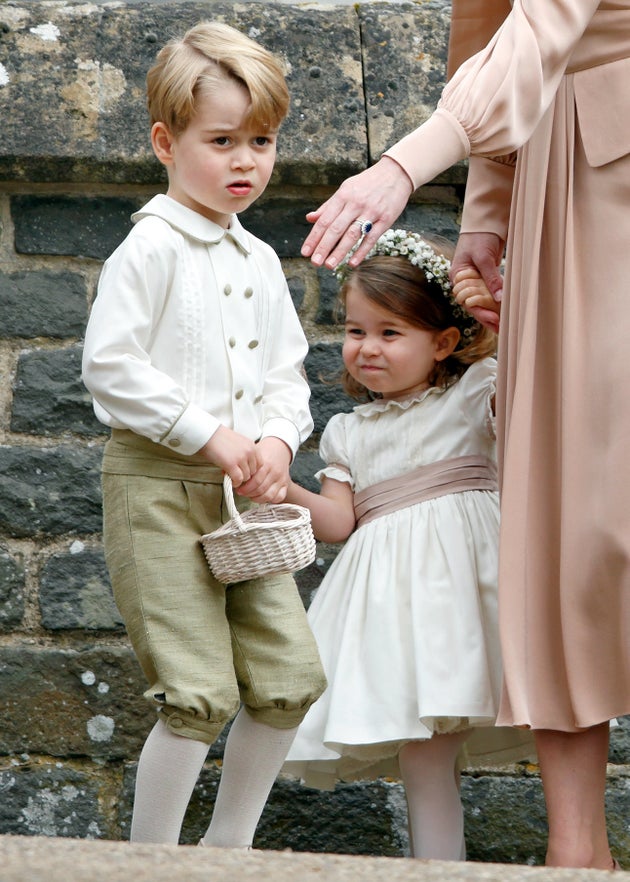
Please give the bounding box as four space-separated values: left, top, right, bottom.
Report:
235 437 292 504
301 156 413 270
452 268 501 333
198 426 262 487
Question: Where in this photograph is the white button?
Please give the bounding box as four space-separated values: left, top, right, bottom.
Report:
168 438 181 448
235 389 244 400
229 337 236 348
248 340 259 349
223 284 232 296
244 286 253 299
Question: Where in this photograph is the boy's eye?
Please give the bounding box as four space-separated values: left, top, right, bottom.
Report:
254 136 270 146
383 329 399 337
214 136 230 146
346 328 364 337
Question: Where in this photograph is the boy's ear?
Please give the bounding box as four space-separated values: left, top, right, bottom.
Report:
434 327 461 362
151 122 175 165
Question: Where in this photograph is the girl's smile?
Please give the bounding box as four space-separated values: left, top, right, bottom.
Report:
342 285 457 400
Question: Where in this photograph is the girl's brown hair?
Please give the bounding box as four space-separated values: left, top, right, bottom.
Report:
338 249 497 401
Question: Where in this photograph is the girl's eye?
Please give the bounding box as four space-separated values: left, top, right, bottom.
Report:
346 328 364 337
383 329 399 337
214 136 230 146
254 136 270 146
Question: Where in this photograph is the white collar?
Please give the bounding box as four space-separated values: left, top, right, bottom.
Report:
132 194 252 254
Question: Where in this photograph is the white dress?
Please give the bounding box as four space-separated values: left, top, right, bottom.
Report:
283 358 533 790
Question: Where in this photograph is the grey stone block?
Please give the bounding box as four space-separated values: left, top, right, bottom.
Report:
0 2 366 184
0 270 87 338
11 345 106 437
0 445 103 537
0 645 152 758
0 545 25 631
40 547 124 632
12 195 140 260
0 761 112 839
461 773 547 866
241 199 316 258
360 4 462 184
315 267 341 326
304 343 355 434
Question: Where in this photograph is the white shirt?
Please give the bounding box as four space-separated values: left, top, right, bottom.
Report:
82 195 313 457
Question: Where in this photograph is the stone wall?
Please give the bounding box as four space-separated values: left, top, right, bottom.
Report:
0 0 628 864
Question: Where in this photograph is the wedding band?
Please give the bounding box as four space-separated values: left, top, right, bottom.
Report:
355 219 373 236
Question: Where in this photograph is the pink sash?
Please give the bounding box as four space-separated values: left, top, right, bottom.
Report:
353 454 498 527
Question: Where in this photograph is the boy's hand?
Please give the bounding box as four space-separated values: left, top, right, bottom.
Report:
452 268 501 333
198 426 262 487
236 437 292 504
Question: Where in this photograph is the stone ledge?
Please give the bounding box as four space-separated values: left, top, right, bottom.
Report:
0 835 626 882
0 0 462 185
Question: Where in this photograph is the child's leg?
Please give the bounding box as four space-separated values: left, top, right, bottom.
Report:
398 730 470 860
201 707 298 848
130 718 210 843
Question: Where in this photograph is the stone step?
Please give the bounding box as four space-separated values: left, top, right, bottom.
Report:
0 835 625 882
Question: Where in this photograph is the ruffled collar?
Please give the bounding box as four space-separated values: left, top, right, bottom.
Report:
354 385 445 418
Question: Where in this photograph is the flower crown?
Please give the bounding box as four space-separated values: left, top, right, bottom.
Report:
334 228 480 344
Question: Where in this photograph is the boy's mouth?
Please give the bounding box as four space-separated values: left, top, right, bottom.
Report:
227 181 253 196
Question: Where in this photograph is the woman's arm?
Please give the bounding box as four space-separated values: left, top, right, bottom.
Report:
285 476 356 544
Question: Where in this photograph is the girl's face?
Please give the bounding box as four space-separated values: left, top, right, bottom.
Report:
151 78 277 228
342 285 458 400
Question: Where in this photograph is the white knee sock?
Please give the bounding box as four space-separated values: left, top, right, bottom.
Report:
130 717 210 844
201 707 298 848
398 731 470 860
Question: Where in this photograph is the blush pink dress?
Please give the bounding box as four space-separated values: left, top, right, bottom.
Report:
385 0 630 732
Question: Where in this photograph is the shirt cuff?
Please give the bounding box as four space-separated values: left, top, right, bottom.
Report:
260 418 301 462
383 108 470 191
160 404 221 456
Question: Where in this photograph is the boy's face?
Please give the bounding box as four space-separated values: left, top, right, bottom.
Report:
151 78 277 228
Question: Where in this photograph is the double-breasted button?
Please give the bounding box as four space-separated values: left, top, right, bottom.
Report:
244 286 253 299
248 340 259 349
235 389 244 400
223 284 232 296
228 336 236 348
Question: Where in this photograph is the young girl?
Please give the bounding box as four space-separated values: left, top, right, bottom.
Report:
282 229 531 860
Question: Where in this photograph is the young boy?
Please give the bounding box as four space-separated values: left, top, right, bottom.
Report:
82 21 326 847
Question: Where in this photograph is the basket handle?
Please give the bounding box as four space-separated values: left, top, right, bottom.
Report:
222 473 247 530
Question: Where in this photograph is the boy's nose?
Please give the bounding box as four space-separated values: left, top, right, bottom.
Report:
232 147 255 170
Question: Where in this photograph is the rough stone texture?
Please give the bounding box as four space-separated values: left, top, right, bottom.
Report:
0 646 152 758
0 445 103 537
11 346 106 437
0 545 26 631
304 343 356 433
0 762 114 840
39 547 123 631
2 835 629 882
0 270 87 338
0 1 365 185
12 195 141 261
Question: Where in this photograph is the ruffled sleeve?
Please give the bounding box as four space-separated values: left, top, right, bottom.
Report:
315 413 355 488
457 358 497 440
384 0 600 190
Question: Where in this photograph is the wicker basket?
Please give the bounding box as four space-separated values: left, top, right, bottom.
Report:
200 474 316 584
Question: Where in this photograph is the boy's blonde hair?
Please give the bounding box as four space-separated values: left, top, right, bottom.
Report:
147 21 290 135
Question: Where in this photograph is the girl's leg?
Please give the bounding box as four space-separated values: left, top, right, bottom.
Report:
398 730 470 860
201 707 298 848
535 723 614 869
130 717 210 843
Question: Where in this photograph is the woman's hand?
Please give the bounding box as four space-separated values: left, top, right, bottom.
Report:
301 156 414 270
